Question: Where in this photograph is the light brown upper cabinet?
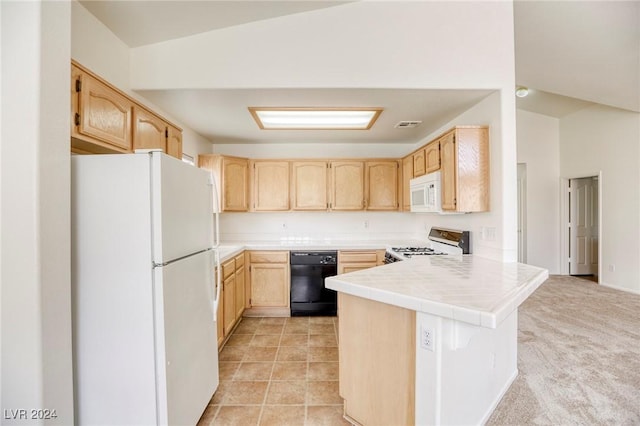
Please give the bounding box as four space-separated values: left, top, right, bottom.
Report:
199 155 249 212
166 125 183 159
413 149 426 177
402 155 414 211
291 161 329 210
251 160 290 211
365 160 400 211
424 140 441 174
440 126 490 212
132 106 183 160
329 161 365 211
72 64 133 154
71 61 182 159
133 106 166 152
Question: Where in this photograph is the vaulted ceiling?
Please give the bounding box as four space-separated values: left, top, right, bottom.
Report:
79 1 639 144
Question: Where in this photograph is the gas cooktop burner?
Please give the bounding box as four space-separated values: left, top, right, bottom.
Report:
390 247 447 257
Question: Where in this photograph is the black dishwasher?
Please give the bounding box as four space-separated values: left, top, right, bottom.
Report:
290 251 338 316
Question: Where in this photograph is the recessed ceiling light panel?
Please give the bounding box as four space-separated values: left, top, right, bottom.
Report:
249 107 383 130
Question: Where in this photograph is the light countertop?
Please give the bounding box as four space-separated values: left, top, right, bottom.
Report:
215 239 424 262
325 255 548 329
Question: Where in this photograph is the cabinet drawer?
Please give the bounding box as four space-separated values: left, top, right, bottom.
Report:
234 253 245 268
249 251 289 264
339 251 378 263
222 259 235 279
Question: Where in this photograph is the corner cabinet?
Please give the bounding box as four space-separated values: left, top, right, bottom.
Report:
71 61 183 159
198 154 249 212
338 250 386 274
440 126 490 212
402 156 414 211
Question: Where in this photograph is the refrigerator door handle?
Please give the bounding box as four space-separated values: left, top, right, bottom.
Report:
153 248 213 268
213 249 221 318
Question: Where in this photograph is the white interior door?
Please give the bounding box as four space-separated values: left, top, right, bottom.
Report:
569 177 598 275
517 163 527 263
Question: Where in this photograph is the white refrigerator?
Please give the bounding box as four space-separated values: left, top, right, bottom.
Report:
71 151 220 425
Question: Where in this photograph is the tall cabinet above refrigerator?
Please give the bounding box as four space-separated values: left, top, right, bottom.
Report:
71 151 219 425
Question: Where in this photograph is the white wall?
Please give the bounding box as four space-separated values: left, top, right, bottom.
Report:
70 1 213 159
516 109 561 273
1 1 74 424
560 105 640 294
213 142 411 160
131 2 515 90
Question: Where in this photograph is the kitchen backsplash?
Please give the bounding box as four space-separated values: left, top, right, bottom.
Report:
219 212 426 243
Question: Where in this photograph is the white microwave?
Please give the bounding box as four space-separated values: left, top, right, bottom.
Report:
410 171 441 213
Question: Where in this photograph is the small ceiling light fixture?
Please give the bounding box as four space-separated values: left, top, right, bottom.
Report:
248 107 383 130
515 86 529 98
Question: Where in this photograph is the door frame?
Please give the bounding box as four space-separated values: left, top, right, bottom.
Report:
560 171 602 281
517 163 527 263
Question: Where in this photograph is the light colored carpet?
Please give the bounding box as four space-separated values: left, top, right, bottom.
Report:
488 275 640 425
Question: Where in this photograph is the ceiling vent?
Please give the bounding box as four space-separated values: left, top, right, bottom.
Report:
394 120 422 129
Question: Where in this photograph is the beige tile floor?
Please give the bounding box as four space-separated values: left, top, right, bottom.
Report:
197 316 350 426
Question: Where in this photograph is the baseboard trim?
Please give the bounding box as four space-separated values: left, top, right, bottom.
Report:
599 282 640 295
479 368 519 425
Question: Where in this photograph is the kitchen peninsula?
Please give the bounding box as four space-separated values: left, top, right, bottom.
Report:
325 256 548 426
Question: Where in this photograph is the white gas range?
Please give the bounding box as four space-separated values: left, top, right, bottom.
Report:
385 227 470 263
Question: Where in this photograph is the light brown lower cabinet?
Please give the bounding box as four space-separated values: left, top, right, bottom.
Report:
337 250 386 274
217 252 246 349
222 259 236 336
245 251 290 317
339 292 416 426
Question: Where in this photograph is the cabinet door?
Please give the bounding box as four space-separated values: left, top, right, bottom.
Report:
338 263 378 274
365 161 399 211
424 140 441 173
235 255 245 319
402 156 413 211
166 125 183 159
291 161 328 210
330 161 364 210
440 131 458 211
253 161 290 211
222 157 249 212
223 275 236 336
413 149 426 177
339 293 416 426
250 264 290 307
77 73 133 151
133 106 166 152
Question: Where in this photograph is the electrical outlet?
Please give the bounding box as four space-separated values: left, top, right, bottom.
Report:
420 326 434 352
608 264 615 272
482 227 497 241
364 220 369 229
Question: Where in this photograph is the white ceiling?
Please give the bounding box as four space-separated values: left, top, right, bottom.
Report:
139 88 494 144
79 0 639 144
79 1 353 48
